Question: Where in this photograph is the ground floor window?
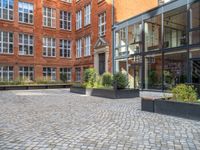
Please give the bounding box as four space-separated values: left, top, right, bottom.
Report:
145 53 162 90
19 66 34 81
60 68 71 82
75 68 81 82
0 66 13 81
43 67 56 81
164 51 187 90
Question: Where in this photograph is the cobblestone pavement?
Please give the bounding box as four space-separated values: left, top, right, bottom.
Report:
0 89 200 150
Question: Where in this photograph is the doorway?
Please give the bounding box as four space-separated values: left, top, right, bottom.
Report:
99 53 105 75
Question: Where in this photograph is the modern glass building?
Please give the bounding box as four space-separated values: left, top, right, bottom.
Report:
113 0 200 91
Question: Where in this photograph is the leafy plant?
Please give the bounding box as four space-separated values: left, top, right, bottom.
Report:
102 72 113 87
83 68 97 88
172 84 198 103
113 72 128 89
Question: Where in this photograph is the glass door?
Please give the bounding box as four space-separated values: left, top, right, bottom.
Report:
128 63 142 89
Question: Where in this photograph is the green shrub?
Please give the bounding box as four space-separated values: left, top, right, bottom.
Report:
113 72 128 89
102 72 113 87
172 84 198 102
83 68 97 88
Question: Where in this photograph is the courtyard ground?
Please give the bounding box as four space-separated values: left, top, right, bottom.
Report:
0 89 200 150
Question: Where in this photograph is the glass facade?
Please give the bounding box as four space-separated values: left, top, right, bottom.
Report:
114 1 200 91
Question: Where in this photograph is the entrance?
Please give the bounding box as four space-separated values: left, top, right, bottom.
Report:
191 59 200 84
99 53 105 75
129 64 142 89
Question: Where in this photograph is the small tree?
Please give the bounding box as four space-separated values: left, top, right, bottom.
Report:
113 72 128 89
83 68 97 88
102 72 113 87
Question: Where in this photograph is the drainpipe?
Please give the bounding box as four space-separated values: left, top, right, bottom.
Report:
112 0 115 74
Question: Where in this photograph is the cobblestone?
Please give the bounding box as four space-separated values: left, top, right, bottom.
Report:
0 89 200 150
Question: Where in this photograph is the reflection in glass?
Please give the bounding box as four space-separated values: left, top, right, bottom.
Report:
115 28 127 57
190 1 200 29
164 51 187 89
189 30 200 45
145 15 161 52
128 22 142 55
164 6 187 48
145 53 162 89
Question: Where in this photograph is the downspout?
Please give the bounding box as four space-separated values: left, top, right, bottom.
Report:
112 0 115 74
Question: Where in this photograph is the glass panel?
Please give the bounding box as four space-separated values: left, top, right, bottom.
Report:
145 15 161 52
115 59 127 74
128 22 142 55
164 51 187 90
189 30 200 45
145 53 162 89
190 1 200 29
164 6 187 48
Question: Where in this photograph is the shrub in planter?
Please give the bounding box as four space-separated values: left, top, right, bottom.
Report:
83 68 97 88
102 72 113 87
113 72 128 89
172 84 198 102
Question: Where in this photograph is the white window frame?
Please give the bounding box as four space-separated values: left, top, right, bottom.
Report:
75 68 81 81
99 12 106 36
76 39 82 58
43 67 56 81
0 66 13 81
76 10 82 30
60 68 71 82
61 0 72 3
60 10 71 31
18 1 34 24
60 39 71 58
43 7 56 28
19 33 34 56
84 36 91 56
19 66 34 81
84 4 91 26
0 31 13 54
0 0 14 20
43 37 56 57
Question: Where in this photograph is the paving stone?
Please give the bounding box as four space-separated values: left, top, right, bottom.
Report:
0 89 200 149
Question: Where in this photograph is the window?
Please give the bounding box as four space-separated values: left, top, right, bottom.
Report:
75 68 81 81
0 31 13 54
60 39 71 58
60 68 71 82
115 28 127 57
60 11 71 30
164 6 187 49
84 4 91 26
99 12 106 36
43 7 56 28
61 0 72 3
76 10 82 30
0 66 13 81
43 67 56 81
145 15 162 51
43 37 56 57
76 39 82 58
19 66 34 81
84 36 91 56
190 1 200 29
18 2 33 24
0 0 13 20
19 33 34 55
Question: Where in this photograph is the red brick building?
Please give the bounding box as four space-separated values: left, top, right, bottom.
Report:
0 0 160 82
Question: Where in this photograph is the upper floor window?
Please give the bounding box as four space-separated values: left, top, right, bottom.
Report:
76 10 82 30
61 0 72 3
60 39 71 58
158 0 172 5
99 12 106 36
84 36 91 56
43 37 56 57
18 2 34 24
19 66 34 81
0 66 13 81
19 33 34 56
60 11 71 30
76 39 82 58
190 1 200 29
0 31 13 54
84 4 91 26
43 7 56 28
43 67 56 81
0 0 13 20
